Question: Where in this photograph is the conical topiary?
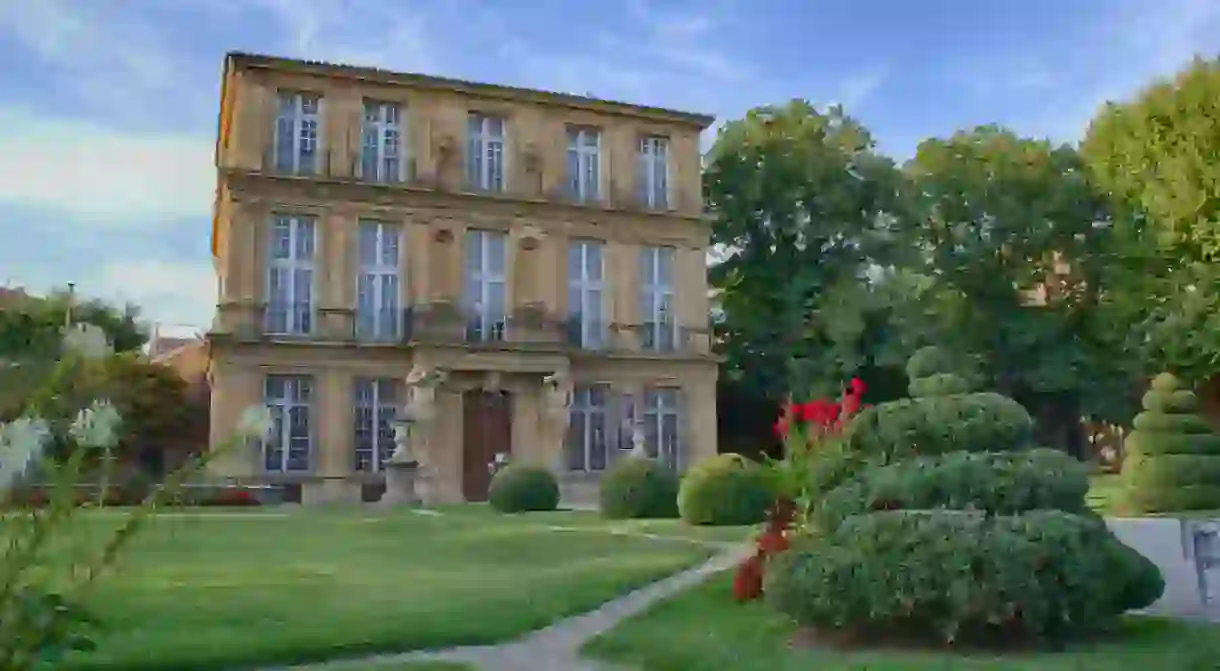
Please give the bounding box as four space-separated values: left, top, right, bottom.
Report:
1121 372 1220 513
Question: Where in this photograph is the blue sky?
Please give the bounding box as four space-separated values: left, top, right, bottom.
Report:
1 0 1217 337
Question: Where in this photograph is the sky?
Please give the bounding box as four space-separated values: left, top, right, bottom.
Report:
0 0 1218 338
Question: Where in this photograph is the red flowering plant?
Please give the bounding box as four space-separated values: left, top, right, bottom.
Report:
733 378 867 602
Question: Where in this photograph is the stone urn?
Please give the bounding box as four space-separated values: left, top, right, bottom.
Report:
379 415 421 507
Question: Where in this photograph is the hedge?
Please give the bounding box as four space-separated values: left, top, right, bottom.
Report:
599 458 680 519
677 453 775 526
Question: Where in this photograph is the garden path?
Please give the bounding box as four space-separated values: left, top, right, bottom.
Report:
1108 517 1220 622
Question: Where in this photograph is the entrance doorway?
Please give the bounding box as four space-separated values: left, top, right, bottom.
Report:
462 390 512 501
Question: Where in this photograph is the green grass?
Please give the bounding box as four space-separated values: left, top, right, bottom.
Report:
325 663 472 671
582 572 1220 670
431 504 758 544
325 662 472 670
49 506 714 671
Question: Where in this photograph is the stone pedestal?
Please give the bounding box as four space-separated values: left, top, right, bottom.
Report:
380 458 421 507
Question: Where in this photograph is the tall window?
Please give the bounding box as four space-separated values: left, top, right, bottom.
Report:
567 385 609 472
361 101 405 183
264 375 312 472
639 246 677 351
567 127 600 203
567 240 605 349
356 220 401 341
353 378 399 472
637 136 669 209
274 92 320 175
463 230 507 342
466 113 505 192
643 387 681 468
266 215 316 336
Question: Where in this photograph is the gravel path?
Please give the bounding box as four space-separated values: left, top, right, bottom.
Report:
1107 517 1220 622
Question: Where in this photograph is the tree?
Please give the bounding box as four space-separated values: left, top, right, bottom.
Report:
0 288 147 361
22 352 192 467
1082 57 1220 385
899 126 1131 450
706 100 907 402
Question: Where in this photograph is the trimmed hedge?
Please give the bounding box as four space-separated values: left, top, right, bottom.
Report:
488 465 560 513
678 453 775 526
599 458 680 519
1121 373 1220 513
845 392 1034 468
813 448 1091 532
765 510 1164 645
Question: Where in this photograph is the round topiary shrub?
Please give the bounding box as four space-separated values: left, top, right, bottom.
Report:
488 464 560 513
1121 372 1220 513
678 453 775 526
813 448 1092 532
599 457 680 519
765 510 1163 645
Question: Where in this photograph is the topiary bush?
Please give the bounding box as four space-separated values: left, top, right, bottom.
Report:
678 453 776 526
813 448 1092 532
599 457 680 519
1121 372 1220 513
765 510 1163 645
488 464 560 513
765 348 1164 648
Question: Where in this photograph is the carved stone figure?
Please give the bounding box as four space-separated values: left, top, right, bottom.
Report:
541 368 574 431
403 365 449 424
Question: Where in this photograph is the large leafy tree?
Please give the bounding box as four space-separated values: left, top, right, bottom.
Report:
1082 57 1220 385
0 288 147 360
900 126 1132 447
706 101 907 402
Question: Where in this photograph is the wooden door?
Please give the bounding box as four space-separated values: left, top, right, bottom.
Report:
462 390 512 501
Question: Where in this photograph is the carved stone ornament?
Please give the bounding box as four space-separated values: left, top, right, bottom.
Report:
541 368 574 430
522 143 542 174
434 228 454 244
403 365 449 424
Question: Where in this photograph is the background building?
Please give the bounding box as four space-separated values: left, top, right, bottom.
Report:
207 53 719 505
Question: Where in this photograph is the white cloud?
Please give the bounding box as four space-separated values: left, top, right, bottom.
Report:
93 260 217 334
0 110 214 225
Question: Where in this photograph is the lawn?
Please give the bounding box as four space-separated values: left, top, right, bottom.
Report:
582 572 1220 671
51 506 715 671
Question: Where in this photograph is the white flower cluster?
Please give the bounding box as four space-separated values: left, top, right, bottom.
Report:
0 416 50 493
236 405 274 441
69 400 122 449
61 323 112 360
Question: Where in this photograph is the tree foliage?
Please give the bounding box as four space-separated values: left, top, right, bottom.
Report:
1082 57 1220 384
0 289 147 360
706 100 906 399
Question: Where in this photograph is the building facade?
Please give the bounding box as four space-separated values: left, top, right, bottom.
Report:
207 53 719 505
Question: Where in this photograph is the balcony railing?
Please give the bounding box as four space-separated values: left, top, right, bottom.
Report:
405 303 566 348
211 302 711 355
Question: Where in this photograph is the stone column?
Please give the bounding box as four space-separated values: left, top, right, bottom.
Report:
309 369 356 504
206 359 262 479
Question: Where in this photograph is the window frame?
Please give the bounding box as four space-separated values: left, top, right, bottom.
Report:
263 375 313 473
274 91 322 175
466 113 507 193
567 384 611 472
353 377 400 472
639 246 678 352
355 220 402 342
567 239 606 349
463 229 508 342
566 126 602 203
360 100 408 183
638 135 670 209
265 214 317 336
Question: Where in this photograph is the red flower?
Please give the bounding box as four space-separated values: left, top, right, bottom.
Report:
773 416 789 438
850 377 867 396
732 555 765 601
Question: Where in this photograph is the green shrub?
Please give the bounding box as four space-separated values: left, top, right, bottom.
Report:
1122 373 1220 513
813 448 1091 531
764 510 1163 645
599 458 680 519
846 392 1034 468
678 453 775 526
487 465 560 513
